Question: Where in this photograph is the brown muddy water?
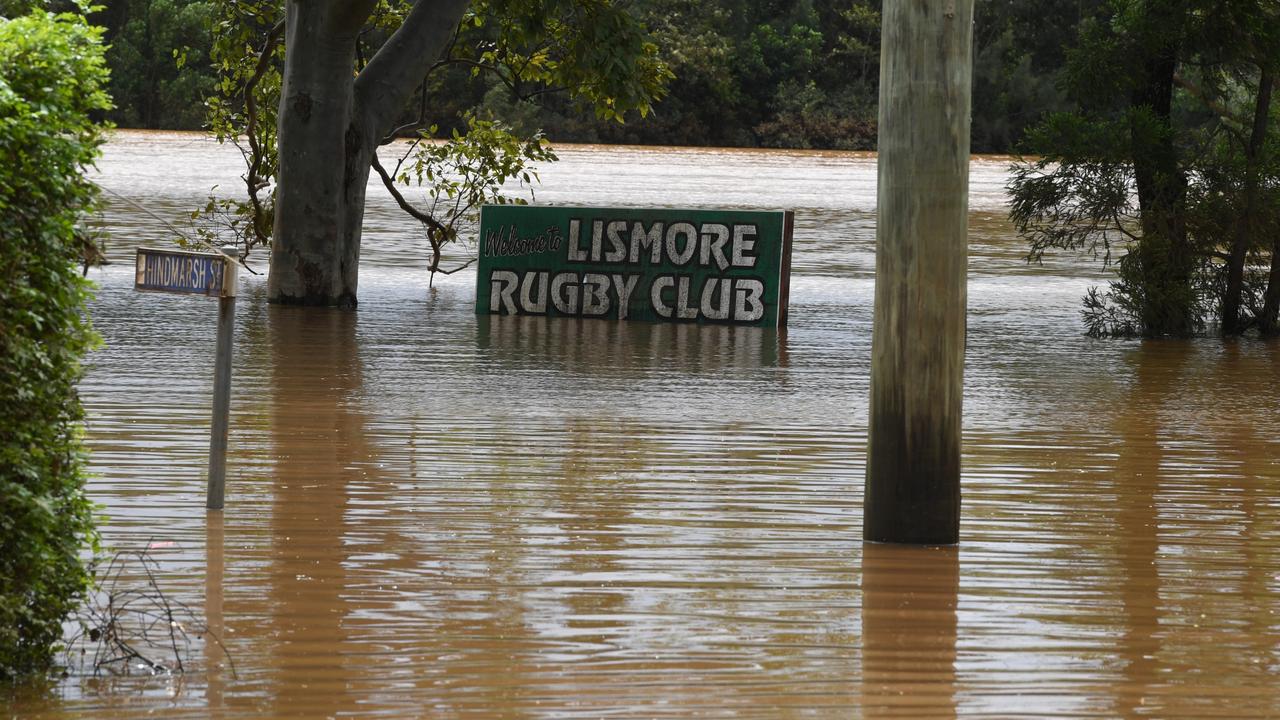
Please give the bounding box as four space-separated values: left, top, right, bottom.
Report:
7 130 1280 718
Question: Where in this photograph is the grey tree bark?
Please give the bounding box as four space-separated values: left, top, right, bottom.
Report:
267 0 471 307
864 0 973 545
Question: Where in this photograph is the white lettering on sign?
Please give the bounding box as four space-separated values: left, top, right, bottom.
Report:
630 222 663 263
581 273 611 317
611 273 640 320
551 272 579 314
699 224 731 271
665 223 698 266
650 276 674 319
604 221 628 262
490 270 520 315
492 271 767 323
136 250 225 295
544 219 760 270
700 277 731 320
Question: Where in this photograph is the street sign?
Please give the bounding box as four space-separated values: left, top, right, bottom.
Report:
476 206 794 327
135 247 235 298
133 246 240 511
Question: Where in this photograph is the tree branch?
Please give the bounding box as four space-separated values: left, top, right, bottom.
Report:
433 258 476 275
242 18 285 248
370 151 448 235
1111 208 1141 243
355 0 472 143
1173 73 1247 143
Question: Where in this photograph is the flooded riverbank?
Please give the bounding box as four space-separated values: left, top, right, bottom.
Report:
8 131 1280 717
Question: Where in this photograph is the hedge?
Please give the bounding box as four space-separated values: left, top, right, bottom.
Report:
0 4 110 679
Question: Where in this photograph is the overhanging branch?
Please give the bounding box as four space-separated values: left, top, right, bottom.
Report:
370 151 447 236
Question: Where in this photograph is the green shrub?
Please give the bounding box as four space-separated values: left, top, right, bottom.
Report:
0 4 110 680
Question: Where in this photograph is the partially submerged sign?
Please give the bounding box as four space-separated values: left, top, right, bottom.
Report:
133 245 240 511
476 206 793 327
135 247 235 298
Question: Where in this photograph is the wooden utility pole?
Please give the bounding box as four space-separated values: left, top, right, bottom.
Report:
865 0 973 545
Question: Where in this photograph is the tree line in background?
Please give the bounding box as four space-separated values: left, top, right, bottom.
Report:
95 0 1091 153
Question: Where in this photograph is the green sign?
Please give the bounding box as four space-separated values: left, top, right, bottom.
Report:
476 205 794 327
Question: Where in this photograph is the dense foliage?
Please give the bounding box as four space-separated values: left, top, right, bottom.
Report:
95 0 213 128
1010 0 1279 336
96 0 1081 153
0 5 108 678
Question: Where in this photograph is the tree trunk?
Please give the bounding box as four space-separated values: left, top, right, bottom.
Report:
1128 6 1193 337
266 0 470 308
1222 65 1273 335
267 3 369 308
1262 238 1280 336
1253 66 1280 335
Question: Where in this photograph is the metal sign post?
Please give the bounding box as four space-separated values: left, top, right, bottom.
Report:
134 246 240 510
205 247 239 509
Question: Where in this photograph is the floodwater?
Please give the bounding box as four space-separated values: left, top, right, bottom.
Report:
7 130 1280 717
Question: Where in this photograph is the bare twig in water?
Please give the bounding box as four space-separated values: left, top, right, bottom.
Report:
65 547 237 680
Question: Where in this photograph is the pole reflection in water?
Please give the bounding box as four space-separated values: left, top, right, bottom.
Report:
203 511 225 710
860 543 959 718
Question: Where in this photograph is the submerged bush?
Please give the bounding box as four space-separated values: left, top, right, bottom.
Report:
0 4 110 679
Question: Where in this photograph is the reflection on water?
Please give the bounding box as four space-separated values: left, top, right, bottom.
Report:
478 313 788 374
262 307 365 717
7 132 1280 717
861 544 958 719
203 512 225 710
1113 345 1169 718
